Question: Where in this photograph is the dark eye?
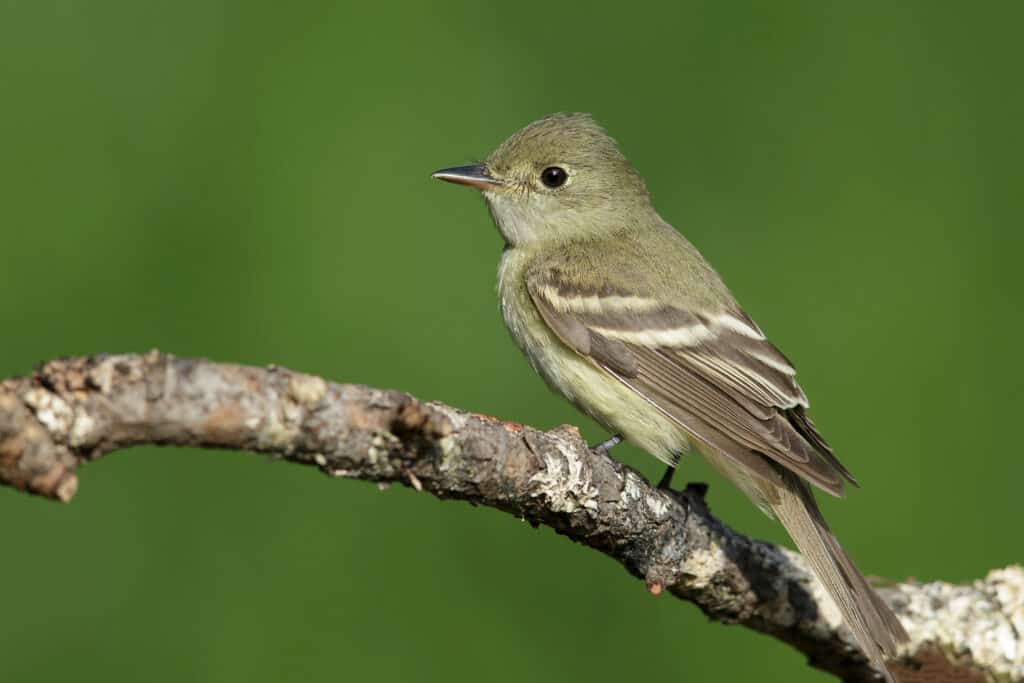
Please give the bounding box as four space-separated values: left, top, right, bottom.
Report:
540 166 568 188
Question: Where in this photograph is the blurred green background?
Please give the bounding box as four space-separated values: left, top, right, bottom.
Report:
1 2 1021 681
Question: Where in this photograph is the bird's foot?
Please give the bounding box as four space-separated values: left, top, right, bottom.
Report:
591 434 623 457
683 481 709 500
655 463 708 504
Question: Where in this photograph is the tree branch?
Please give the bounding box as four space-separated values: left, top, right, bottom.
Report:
1 352 1019 681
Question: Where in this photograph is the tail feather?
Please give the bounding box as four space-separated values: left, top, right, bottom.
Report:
769 470 908 679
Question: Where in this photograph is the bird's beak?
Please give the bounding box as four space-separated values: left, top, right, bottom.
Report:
431 164 504 190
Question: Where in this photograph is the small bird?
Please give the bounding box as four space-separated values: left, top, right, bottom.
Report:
432 113 908 677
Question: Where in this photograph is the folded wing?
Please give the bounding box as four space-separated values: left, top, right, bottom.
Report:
527 269 857 497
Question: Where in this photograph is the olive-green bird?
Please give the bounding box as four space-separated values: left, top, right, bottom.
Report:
432 113 907 677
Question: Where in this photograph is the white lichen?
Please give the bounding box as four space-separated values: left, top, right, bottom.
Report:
896 565 1024 678
367 432 400 465
438 434 459 470
280 400 303 427
619 470 645 508
327 468 360 478
287 373 327 408
644 491 669 520
682 537 730 590
529 441 598 514
258 412 299 450
88 360 116 394
68 411 98 448
23 388 74 437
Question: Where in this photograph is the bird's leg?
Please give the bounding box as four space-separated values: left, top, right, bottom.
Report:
656 463 676 490
657 463 709 504
591 434 623 457
656 462 709 499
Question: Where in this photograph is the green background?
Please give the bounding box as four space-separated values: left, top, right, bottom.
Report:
2 2 1020 681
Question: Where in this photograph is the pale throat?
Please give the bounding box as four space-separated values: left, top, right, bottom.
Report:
484 191 605 248
484 189 649 248
483 191 553 247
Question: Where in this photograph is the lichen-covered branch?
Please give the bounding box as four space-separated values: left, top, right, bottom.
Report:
0 352 1019 681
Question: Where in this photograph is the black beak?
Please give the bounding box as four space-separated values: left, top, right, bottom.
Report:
431 163 504 190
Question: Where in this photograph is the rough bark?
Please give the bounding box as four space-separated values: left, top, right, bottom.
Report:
0 352 1019 682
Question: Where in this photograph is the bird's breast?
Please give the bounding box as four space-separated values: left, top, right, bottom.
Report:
496 248 689 464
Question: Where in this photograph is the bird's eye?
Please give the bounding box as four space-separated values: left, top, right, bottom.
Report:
540 166 568 188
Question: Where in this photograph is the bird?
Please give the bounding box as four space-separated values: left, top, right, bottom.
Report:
432 112 908 678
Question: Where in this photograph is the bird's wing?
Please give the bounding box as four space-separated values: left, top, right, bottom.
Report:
526 259 856 497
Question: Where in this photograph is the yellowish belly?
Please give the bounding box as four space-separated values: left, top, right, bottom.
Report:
497 248 689 465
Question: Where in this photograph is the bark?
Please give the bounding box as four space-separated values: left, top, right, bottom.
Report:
0 352 1018 682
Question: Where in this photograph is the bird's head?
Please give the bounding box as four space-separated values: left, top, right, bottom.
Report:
433 113 653 246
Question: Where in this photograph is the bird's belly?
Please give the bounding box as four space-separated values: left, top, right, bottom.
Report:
498 251 688 464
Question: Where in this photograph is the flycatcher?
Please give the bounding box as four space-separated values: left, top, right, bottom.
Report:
432 113 907 677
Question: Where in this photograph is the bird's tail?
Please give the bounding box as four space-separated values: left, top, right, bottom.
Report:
769 470 908 680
